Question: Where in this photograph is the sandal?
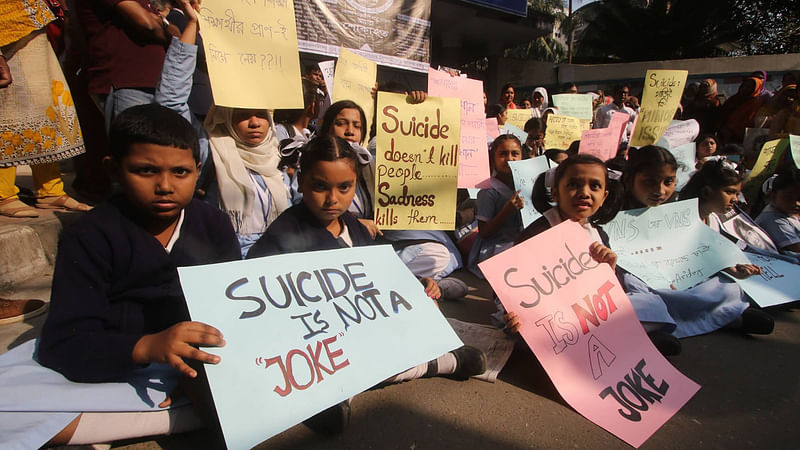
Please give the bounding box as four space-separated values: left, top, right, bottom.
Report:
0 298 48 325
0 197 39 218
35 194 92 212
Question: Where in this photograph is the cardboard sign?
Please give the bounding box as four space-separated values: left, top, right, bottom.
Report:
486 118 500 141
506 108 533 130
667 142 696 192
631 70 688 147
730 253 800 307
656 119 700 149
545 114 582 150
179 246 463 449
374 92 460 230
504 123 528 144
508 156 551 227
744 138 790 200
198 0 303 109
317 60 335 93
332 48 378 133
605 199 750 290
790 134 800 169
579 113 628 161
552 93 594 120
427 69 490 188
479 221 700 448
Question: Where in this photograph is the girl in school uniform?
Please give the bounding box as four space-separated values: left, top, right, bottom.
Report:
755 170 800 258
247 135 486 433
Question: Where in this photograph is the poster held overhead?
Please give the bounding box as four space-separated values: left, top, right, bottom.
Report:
631 70 688 147
332 48 378 136
198 0 303 109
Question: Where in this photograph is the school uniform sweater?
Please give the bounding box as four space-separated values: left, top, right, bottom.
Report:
247 203 373 258
37 196 241 382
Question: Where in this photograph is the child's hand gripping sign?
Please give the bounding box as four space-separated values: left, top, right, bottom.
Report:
479 221 700 448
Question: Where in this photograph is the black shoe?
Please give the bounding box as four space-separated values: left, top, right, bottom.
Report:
303 400 351 434
450 345 487 380
647 330 682 356
739 308 775 335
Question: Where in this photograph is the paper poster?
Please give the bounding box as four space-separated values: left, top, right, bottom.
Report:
506 108 533 130
729 253 800 307
446 318 515 383
551 94 594 120
317 60 335 93
427 69 490 189
719 211 778 252
486 118 500 141
374 92 460 230
332 48 378 134
479 221 700 448
790 134 800 169
608 111 631 145
743 138 790 200
656 119 700 149
504 123 528 144
631 70 688 147
198 0 303 109
668 142 696 192
545 114 582 150
179 246 462 449
605 199 750 290
579 113 628 161
508 156 551 227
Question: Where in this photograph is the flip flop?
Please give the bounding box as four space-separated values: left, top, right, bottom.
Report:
0 298 48 325
35 194 92 212
0 197 39 218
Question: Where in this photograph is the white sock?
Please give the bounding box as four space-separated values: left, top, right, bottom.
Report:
435 352 457 375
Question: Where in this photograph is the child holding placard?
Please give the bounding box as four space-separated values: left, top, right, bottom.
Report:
467 135 525 278
755 171 800 256
618 149 774 339
247 136 486 434
153 1 289 257
14 104 240 447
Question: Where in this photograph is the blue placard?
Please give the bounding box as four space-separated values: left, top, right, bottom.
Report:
461 0 528 16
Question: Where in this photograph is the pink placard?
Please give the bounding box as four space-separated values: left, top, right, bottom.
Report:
579 112 629 161
609 111 631 145
479 221 700 448
428 68 490 188
486 118 500 141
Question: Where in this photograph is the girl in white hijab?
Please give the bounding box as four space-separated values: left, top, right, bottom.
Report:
204 106 290 256
531 87 549 118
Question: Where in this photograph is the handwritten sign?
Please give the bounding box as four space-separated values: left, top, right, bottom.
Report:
631 70 688 147
486 118 500 142
545 114 582 150
551 94 594 120
656 119 700 149
506 108 533 130
730 253 800 307
790 134 800 169
668 142 696 192
179 246 463 449
317 60 335 93
332 48 378 134
199 0 303 109
509 157 551 227
605 199 750 290
579 113 628 161
479 221 700 448
719 210 778 252
743 138 789 200
427 69 490 188
374 92 460 230
504 123 528 144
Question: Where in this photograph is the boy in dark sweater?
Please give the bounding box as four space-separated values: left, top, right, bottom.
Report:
36 103 240 445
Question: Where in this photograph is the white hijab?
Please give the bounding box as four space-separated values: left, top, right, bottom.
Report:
204 106 289 235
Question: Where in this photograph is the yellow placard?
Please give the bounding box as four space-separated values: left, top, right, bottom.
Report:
375 92 460 230
631 70 688 147
506 109 533 130
744 138 790 200
198 0 303 109
545 114 582 150
332 48 378 138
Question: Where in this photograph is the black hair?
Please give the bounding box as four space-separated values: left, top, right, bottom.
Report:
523 117 542 133
501 83 514 94
560 82 578 93
489 134 522 157
544 148 568 163
695 133 719 146
299 136 359 178
485 103 506 119
273 78 322 124
679 159 743 202
319 100 368 144
109 104 199 161
566 140 581 156
622 145 679 189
